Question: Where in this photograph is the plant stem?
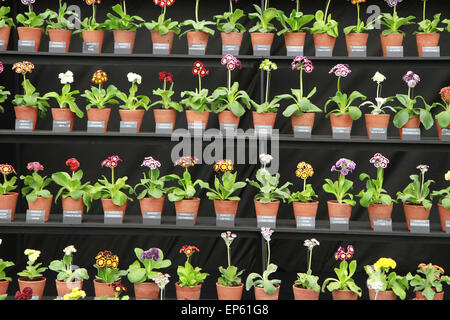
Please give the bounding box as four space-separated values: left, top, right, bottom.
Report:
297 0 300 13
337 76 341 93
303 178 306 192
356 2 360 31
123 0 127 16
324 0 331 21
266 241 271 266
227 245 231 268
162 5 166 21
299 68 304 98
163 79 167 91
195 0 200 23
265 71 271 104
265 0 269 11
111 167 115 184
374 290 379 300
29 4 33 14
423 0 427 22
229 0 233 14
93 4 96 22
307 248 312 272
227 69 231 91
198 74 202 92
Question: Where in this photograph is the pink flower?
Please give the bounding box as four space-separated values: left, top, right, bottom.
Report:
27 162 44 172
141 156 161 170
329 64 351 77
101 156 122 169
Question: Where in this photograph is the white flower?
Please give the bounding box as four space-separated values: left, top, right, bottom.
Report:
375 97 387 106
59 70 74 85
368 281 384 291
63 245 77 256
261 227 273 242
416 164 429 173
127 72 142 84
445 170 450 181
259 154 273 166
372 72 386 83
0 239 2 246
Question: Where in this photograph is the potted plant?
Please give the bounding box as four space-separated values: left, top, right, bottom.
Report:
357 153 396 230
51 158 93 219
176 245 209 300
211 55 250 129
434 86 450 140
127 248 171 299
180 0 215 52
81 70 119 132
17 249 47 300
415 0 443 57
74 0 105 53
323 158 357 220
145 0 179 54
44 70 83 132
246 228 281 300
45 0 77 52
16 0 51 52
214 0 246 52
20 162 53 222
248 0 277 54
0 63 11 114
293 239 320 300
325 64 366 134
116 72 151 133
152 272 171 300
0 5 15 50
407 263 450 300
0 164 18 221
277 56 322 133
12 61 49 131
288 162 318 222
204 160 246 218
431 171 450 232
360 72 396 138
62 288 86 300
216 231 244 300
379 0 415 57
181 61 211 130
397 165 434 230
93 251 128 298
246 154 291 220
0 239 14 295
49 245 89 297
364 257 409 300
322 245 361 300
93 155 133 217
306 0 339 54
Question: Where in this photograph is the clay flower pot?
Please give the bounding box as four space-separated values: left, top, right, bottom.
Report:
82 30 105 53
216 283 244 300
218 110 240 128
14 106 38 131
252 112 277 129
254 200 280 218
368 203 394 230
416 33 440 57
0 280 9 295
175 282 202 300
380 33 404 57
185 110 210 129
48 29 72 52
365 114 390 138
250 32 274 52
330 113 354 133
415 290 444 300
403 202 431 231
101 198 127 217
437 203 450 232
292 285 320 300
332 289 358 300
153 109 177 130
62 197 85 220
398 115 420 139
18 277 46 300
113 30 137 53
87 108 111 132
119 109 145 133
254 284 280 300
0 26 12 50
187 31 209 49
151 30 175 54
345 33 368 56
327 200 352 219
213 200 239 216
52 108 75 132
0 192 18 221
368 289 397 300
436 122 450 141
174 198 201 224
17 27 42 51
293 201 319 220
139 196 165 216
93 279 116 298
55 279 83 297
221 32 244 51
291 113 316 134
134 281 160 299
28 195 53 222
313 33 336 51
284 32 306 50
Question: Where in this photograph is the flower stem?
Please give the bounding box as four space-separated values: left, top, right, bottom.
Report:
227 69 231 91
265 71 271 104
111 167 115 184
227 245 231 268
296 0 300 13
324 0 331 21
265 0 269 11
198 74 202 92
163 79 167 91
307 248 312 272
356 2 360 31
266 241 271 266
423 0 427 22
195 0 200 23
123 0 127 16
337 76 341 93
229 0 233 14
299 68 304 98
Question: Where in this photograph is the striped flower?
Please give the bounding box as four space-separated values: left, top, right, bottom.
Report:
174 156 199 168
214 159 233 172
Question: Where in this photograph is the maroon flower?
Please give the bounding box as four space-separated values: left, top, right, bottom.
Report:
65 158 80 172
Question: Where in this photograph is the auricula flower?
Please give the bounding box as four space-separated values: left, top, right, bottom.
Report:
21 0 36 6
291 56 314 73
92 70 108 85
221 231 237 246
141 248 160 261
331 158 356 176
63 245 77 256
329 64 351 77
416 164 429 174
261 227 273 242
296 162 314 180
372 72 386 83
369 153 389 169
101 155 123 168
402 71 420 89
27 162 44 172
259 154 273 166
127 72 142 84
303 238 320 249
221 54 242 71
153 272 170 290
368 281 383 291
174 156 199 168
154 0 175 7
445 171 450 181
214 159 233 172
12 61 34 75
59 70 74 85
0 164 16 175
384 0 403 7
192 61 209 78
141 156 161 170
259 59 277 71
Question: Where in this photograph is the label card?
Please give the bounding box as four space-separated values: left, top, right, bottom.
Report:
63 210 82 224
219 123 237 134
120 121 138 134
294 126 312 139
188 44 206 55
286 46 303 57
188 122 205 135
441 129 450 141
0 209 12 222
446 221 450 234
52 120 71 132
422 46 440 58
155 122 173 134
254 125 273 136
15 119 33 131
49 41 67 53
176 212 195 226
26 210 45 224
114 42 132 54
386 46 403 57
332 127 351 139
257 215 276 228
222 44 239 56
87 121 105 133
0 39 5 51
330 217 349 231
410 219 430 233
369 128 387 140
216 213 235 228
142 211 161 225
18 40 35 52
253 45 270 56
104 211 123 224
31 296 39 300
373 218 392 232
401 128 420 140
315 46 333 57
82 42 100 54
296 216 315 230
349 45 367 57
153 43 170 55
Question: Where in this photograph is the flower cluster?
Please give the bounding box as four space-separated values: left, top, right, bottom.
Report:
59 71 74 85
15 287 33 300
221 54 242 71
110 281 127 293
334 245 355 261
92 70 108 85
369 153 389 169
348 0 366 4
12 61 34 75
291 56 313 73
153 272 170 290
417 164 429 174
141 156 161 170
66 158 80 172
63 288 86 300
0 164 15 175
179 245 200 257
24 249 41 262
296 162 314 180
21 0 35 6
214 159 233 172
101 156 122 169
261 227 273 242
303 238 320 250
402 71 420 88
159 72 173 84
259 59 277 71
174 156 199 168
153 0 174 7
84 0 101 5
259 153 273 166
374 257 397 270
368 281 384 291
418 263 445 274
329 64 351 77
0 62 3 74
331 158 356 176
95 251 119 269
192 61 209 78
63 245 77 256
221 231 237 246
445 171 450 181
127 72 142 84
384 0 403 7
27 162 44 172
372 72 386 84
141 248 160 261
440 86 450 103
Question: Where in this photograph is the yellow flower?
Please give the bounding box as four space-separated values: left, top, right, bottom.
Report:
374 257 397 270
445 170 450 181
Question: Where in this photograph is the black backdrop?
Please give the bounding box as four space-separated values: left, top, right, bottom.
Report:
0 0 449 300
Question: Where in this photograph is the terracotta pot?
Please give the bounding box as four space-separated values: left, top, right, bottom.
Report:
218 110 240 127
368 203 394 230
28 195 53 222
327 200 352 219
18 277 46 300
0 280 9 295
221 32 244 50
175 282 202 300
139 196 165 216
332 289 358 300
62 197 85 219
134 281 160 299
284 32 306 49
101 198 127 217
151 30 175 54
82 30 105 53
185 110 209 129
403 202 431 231
293 201 319 220
250 32 274 51
415 290 444 300
153 109 177 130
368 289 397 300
252 112 277 129
398 115 420 139
17 27 42 51
436 122 450 141
345 33 368 56
416 33 440 57
291 113 315 133
52 108 75 132
380 33 404 57
330 113 353 133
119 109 145 133
113 30 136 53
187 31 209 49
48 29 72 52
365 114 390 138
174 198 201 223
55 279 83 297
14 106 38 131
0 192 18 221
87 108 111 132
254 200 280 217
254 284 280 300
438 203 450 232
292 285 320 300
213 200 239 216
0 26 11 50
216 283 244 300
313 33 336 51
93 279 116 298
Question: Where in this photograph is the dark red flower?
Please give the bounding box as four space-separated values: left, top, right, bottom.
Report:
66 158 80 172
159 72 173 84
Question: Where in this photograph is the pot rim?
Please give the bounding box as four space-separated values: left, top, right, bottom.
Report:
216 282 244 288
18 276 46 282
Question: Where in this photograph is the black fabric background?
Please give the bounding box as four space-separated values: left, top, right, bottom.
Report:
0 0 449 300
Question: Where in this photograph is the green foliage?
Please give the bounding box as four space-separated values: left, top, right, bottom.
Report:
364 265 409 300
306 10 338 37
246 263 281 295
210 82 250 117
52 170 94 211
278 88 322 117
218 265 244 287
44 84 84 118
444 19 450 32
357 168 395 208
276 9 314 35
177 260 209 287
81 85 118 110
325 90 366 120
246 168 291 204
322 260 362 296
49 254 89 282
165 170 208 202
204 171 246 201
17 258 47 281
406 264 450 300
0 259 14 282
380 8 415 35
393 95 435 130
180 89 211 113
294 270 320 292
417 13 443 34
288 184 317 203
12 78 50 118
180 20 215 37
343 2 376 34
116 83 151 111
127 248 171 284
144 5 180 36
94 265 127 284
0 171 17 196
248 4 277 33
16 10 51 28
248 97 283 114
432 98 450 129
214 9 246 33
397 174 434 210
45 0 76 31
20 171 52 203
151 83 183 112
0 86 11 114
431 187 450 210
134 169 171 200
104 4 144 31
359 97 396 115
93 176 133 207
323 173 356 206
0 6 15 28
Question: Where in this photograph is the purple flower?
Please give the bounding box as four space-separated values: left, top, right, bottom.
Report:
384 0 403 7
21 0 35 5
141 156 161 170
329 64 351 78
340 168 349 176
0 62 3 74
141 248 160 261
291 56 314 73
331 158 356 175
370 153 390 169
402 71 420 88
221 54 241 72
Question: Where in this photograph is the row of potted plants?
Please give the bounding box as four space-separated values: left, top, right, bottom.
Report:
5 58 450 139
0 153 449 231
2 0 450 56
1 233 448 301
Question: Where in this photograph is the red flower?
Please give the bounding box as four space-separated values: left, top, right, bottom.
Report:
191 61 209 78
66 158 80 172
159 72 173 84
179 245 200 256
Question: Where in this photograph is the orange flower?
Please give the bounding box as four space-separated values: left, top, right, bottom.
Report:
214 159 234 172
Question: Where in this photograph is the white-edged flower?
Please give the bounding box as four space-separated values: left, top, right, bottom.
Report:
127 72 142 84
63 245 77 256
372 72 386 83
368 281 383 291
261 227 274 242
417 164 429 173
259 154 273 166
59 70 74 85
